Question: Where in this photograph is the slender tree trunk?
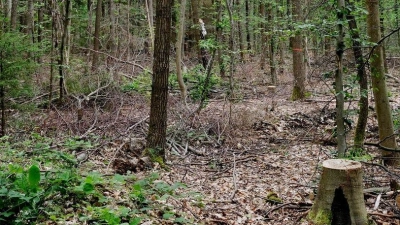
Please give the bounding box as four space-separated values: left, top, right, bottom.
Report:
268 2 276 84
26 0 34 42
346 5 368 149
259 3 266 69
237 0 245 61
58 0 71 103
216 0 225 77
366 0 399 165
175 0 187 101
291 0 306 100
380 18 388 73
335 0 346 157
226 0 234 94
0 62 5 137
145 0 154 52
146 0 174 163
92 0 102 71
245 0 251 51
191 0 201 61
108 0 116 55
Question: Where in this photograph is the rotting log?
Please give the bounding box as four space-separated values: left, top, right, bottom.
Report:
308 159 368 225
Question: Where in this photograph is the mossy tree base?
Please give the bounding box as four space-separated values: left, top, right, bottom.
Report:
308 159 368 225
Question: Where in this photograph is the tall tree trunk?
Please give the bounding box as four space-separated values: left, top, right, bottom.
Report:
175 0 187 101
335 0 346 157
346 4 368 149
191 0 201 61
216 0 225 77
259 2 266 69
245 0 251 51
108 0 116 55
366 0 399 165
146 0 174 163
58 0 71 102
291 0 306 100
237 0 245 61
26 0 34 42
380 18 388 73
92 0 102 71
145 0 154 52
268 2 276 84
10 0 18 30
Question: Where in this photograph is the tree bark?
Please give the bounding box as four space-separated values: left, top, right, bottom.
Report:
92 0 102 71
347 7 368 149
308 159 368 225
291 0 306 100
335 0 346 157
175 0 187 101
10 0 18 30
146 0 174 163
268 2 276 84
58 0 71 103
366 0 399 165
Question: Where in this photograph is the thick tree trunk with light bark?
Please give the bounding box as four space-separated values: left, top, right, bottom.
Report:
366 0 399 165
308 159 368 225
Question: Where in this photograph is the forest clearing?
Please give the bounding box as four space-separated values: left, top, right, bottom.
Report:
2 0 400 224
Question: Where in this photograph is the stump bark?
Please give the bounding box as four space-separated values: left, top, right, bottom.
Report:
308 159 368 225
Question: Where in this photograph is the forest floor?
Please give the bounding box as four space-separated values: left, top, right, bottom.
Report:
26 55 400 224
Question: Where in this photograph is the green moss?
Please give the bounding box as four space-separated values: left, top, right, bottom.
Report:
142 147 168 170
307 209 331 225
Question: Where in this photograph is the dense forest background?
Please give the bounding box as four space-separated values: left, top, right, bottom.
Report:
1 0 400 224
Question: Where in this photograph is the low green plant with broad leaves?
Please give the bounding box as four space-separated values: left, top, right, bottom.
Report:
0 133 201 224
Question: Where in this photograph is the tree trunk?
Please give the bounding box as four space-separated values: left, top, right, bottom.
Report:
10 0 18 30
191 0 201 61
268 2 276 84
145 0 154 52
216 0 225 77
146 0 174 163
380 18 388 74
346 2 368 149
92 0 102 71
58 0 71 103
237 0 245 62
259 2 266 70
26 0 34 42
108 0 116 55
335 0 346 157
308 159 368 225
175 0 187 101
291 0 306 100
366 0 399 165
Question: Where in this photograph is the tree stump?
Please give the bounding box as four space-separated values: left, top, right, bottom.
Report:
308 159 368 225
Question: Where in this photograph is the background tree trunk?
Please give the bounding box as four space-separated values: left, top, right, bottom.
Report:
335 0 346 157
175 0 188 101
10 0 18 30
146 0 174 163
347 2 368 149
92 0 102 71
291 0 306 100
366 0 399 165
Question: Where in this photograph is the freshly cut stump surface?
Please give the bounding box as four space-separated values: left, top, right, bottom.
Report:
308 159 368 225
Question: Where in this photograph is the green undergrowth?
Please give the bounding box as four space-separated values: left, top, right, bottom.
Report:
0 134 202 224
122 65 222 102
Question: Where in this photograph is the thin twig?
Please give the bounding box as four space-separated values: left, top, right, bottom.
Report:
230 153 238 200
